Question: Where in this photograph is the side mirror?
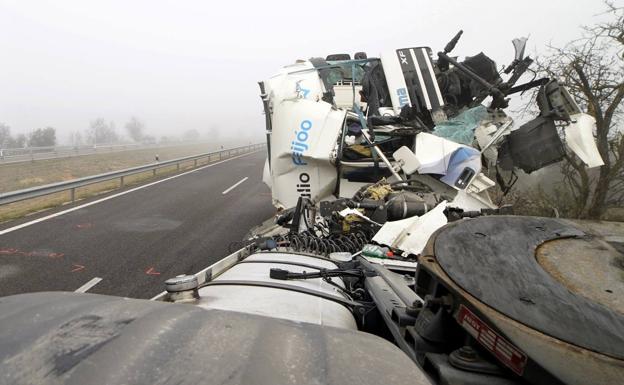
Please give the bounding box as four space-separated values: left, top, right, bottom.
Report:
393 146 421 175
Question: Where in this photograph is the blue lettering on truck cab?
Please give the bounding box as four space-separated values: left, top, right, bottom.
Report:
397 88 409 107
291 120 312 165
291 120 312 198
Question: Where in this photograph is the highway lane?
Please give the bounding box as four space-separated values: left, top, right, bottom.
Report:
0 150 275 299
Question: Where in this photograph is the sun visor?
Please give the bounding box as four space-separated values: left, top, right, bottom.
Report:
269 99 345 209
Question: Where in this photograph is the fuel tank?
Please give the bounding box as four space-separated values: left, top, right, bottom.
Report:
196 251 358 329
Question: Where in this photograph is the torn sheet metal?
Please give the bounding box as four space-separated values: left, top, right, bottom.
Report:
475 118 514 169
450 189 496 210
270 99 345 209
565 113 604 168
415 133 465 175
265 61 325 105
439 147 482 189
466 173 496 194
414 133 481 189
372 201 448 255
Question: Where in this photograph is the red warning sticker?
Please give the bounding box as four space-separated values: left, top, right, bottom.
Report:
457 304 528 376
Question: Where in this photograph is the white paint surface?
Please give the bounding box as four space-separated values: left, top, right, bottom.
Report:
75 277 103 293
222 177 248 195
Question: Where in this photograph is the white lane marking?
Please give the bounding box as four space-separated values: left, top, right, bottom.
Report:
222 177 248 195
75 277 103 293
0 151 261 236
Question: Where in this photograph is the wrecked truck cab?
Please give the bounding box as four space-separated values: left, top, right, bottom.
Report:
269 98 345 209
259 31 604 212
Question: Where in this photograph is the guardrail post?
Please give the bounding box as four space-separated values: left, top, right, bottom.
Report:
70 188 76 203
153 169 156 177
177 163 180 171
194 159 197 167
120 176 125 188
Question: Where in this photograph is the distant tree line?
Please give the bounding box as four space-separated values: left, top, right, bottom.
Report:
0 123 56 148
81 116 202 145
1 116 209 149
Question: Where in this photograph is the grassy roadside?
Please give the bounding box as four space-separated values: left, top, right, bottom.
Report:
0 141 242 193
0 141 250 223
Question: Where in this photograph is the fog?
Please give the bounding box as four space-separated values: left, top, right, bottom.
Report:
0 0 609 145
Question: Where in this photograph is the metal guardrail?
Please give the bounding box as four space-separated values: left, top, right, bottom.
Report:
0 141 219 164
0 143 141 162
0 143 265 206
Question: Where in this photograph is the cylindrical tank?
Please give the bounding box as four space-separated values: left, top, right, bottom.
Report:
196 252 357 330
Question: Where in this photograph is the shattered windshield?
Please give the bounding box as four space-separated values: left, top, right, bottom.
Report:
325 60 367 85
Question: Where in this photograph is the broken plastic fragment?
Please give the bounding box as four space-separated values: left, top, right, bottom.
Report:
413 133 481 189
564 113 604 168
415 133 465 175
439 147 481 188
372 201 448 255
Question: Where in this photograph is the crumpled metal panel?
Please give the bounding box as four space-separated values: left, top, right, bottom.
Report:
269 99 344 209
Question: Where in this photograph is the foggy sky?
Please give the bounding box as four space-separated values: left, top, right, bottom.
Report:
0 0 610 144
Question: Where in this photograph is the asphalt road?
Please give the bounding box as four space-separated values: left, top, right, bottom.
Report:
0 150 275 299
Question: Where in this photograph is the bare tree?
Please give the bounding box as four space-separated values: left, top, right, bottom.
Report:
7 134 26 148
0 123 10 147
28 127 56 147
68 131 83 147
87 118 118 145
125 117 145 142
183 129 200 141
209 125 220 142
536 2 623 218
